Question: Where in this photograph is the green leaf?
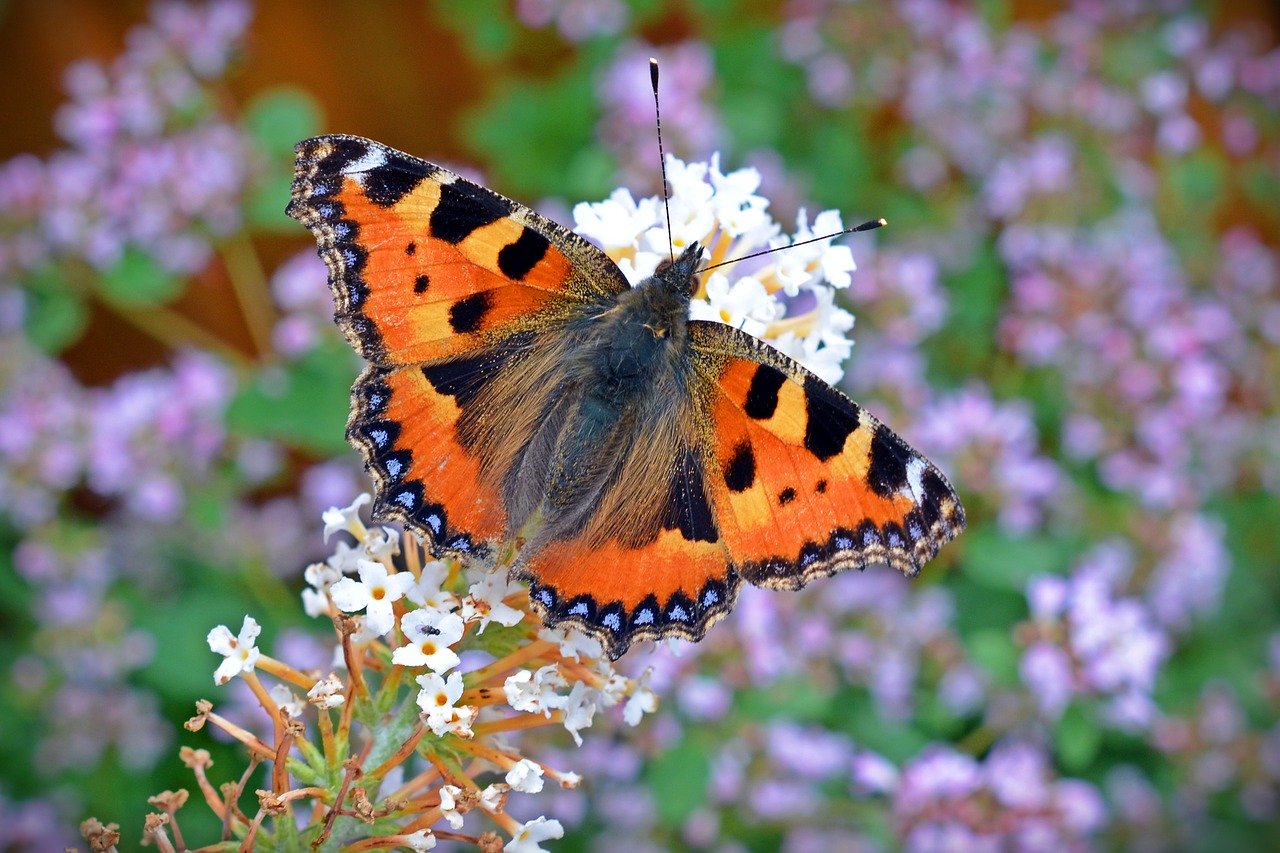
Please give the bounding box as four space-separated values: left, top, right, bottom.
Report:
838 695 931 762
226 347 355 455
98 246 182 306
1054 703 1101 772
929 239 1005 382
962 528 1072 592
646 737 710 826
1161 149 1228 216
735 678 832 722
463 68 603 201
243 87 323 159
245 170 297 231
966 628 1020 687
21 265 87 352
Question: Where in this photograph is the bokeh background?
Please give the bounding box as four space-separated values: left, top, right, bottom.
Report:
2 0 1279 849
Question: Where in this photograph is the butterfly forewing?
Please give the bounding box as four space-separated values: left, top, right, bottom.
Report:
287 135 629 366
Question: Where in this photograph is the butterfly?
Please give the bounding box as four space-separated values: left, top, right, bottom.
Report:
287 135 965 659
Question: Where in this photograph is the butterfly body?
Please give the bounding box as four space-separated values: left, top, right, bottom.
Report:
288 135 965 658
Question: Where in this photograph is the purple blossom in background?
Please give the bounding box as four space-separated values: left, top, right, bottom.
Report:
0 0 255 277
515 0 627 43
883 741 1106 850
1019 546 1171 730
270 248 334 357
598 41 722 192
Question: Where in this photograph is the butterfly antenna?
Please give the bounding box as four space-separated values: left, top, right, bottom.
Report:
699 217 888 273
651 58 675 263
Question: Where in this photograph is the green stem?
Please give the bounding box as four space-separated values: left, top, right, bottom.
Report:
219 231 276 358
315 696 423 853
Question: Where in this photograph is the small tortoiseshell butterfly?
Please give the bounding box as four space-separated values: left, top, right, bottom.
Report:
287 135 965 658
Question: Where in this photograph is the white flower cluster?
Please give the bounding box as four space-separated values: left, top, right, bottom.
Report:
205 494 661 852
574 153 862 384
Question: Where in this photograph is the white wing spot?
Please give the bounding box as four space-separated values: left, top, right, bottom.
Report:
903 456 927 500
425 513 442 534
569 602 589 616
384 458 403 478
342 146 388 176
668 605 689 622
602 612 621 631
370 429 389 448
394 490 415 508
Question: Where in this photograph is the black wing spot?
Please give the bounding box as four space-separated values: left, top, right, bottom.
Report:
414 274 430 294
316 137 371 177
815 479 828 494
662 449 719 543
867 427 910 497
724 441 756 493
431 179 511 244
448 292 492 333
744 363 786 419
405 241 417 256
364 166 425 207
778 487 797 506
497 227 551 280
802 375 858 461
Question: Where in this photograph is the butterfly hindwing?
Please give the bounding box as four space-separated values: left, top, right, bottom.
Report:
510 384 739 658
688 320 965 589
287 135 629 366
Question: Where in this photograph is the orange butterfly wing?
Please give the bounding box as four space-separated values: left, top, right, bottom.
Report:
689 321 966 588
287 135 628 366
288 136 627 551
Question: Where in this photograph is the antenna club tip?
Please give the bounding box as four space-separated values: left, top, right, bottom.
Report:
649 58 659 88
877 217 888 227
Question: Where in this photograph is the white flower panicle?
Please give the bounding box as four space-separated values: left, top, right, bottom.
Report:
197 493 663 849
573 153 867 384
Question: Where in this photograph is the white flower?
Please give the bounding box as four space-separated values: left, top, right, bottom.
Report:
325 539 364 575
689 273 779 336
505 816 564 853
307 673 346 708
322 493 371 541
561 682 598 746
301 587 329 618
478 783 508 813
393 610 465 673
505 758 546 794
708 153 770 237
270 684 304 718
403 829 436 851
572 152 865 386
504 665 567 716
462 569 524 631
623 668 659 726
416 671 474 737
557 771 582 789
572 188 659 251
406 559 460 616
437 784 465 829
363 525 401 562
207 616 261 685
538 626 603 662
329 559 415 636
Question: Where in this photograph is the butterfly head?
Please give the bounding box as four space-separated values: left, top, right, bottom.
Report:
652 242 704 299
